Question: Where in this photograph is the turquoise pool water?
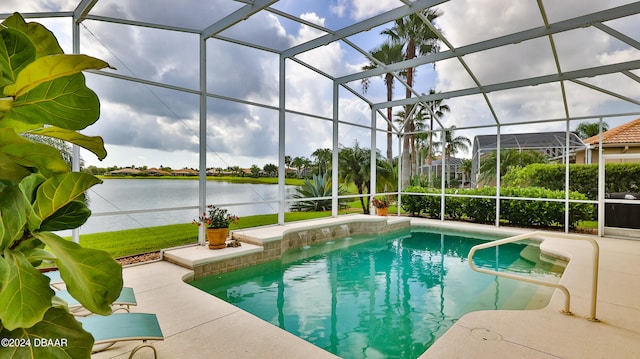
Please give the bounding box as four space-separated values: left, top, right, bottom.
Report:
190 228 565 359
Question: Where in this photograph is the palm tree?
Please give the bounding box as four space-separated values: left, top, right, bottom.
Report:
437 126 470 184
263 163 278 177
440 126 471 160
361 41 405 164
412 109 432 175
382 9 442 187
421 90 450 166
311 148 332 175
338 142 396 214
576 121 609 139
22 134 74 167
284 155 292 171
460 159 472 187
291 156 308 178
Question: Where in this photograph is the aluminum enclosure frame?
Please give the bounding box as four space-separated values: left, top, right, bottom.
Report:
4 1 640 240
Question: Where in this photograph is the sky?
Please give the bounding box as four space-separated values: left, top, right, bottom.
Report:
2 0 639 170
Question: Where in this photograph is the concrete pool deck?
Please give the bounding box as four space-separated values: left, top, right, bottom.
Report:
92 216 640 358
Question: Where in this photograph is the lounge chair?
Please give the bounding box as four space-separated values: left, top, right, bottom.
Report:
56 287 138 316
43 270 64 289
78 313 164 358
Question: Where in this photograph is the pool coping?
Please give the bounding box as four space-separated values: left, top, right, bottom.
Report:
94 216 640 359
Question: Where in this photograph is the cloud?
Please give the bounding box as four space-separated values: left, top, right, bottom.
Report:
6 1 638 169
332 0 399 21
79 7 365 168
433 0 640 128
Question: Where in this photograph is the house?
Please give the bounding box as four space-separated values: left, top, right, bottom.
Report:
108 168 144 176
171 168 198 176
145 167 171 176
576 118 640 164
420 156 468 186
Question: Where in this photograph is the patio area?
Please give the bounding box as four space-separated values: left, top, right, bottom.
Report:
91 217 640 358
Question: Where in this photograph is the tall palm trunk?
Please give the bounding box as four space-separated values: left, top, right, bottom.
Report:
428 117 434 165
385 73 394 164
401 40 416 188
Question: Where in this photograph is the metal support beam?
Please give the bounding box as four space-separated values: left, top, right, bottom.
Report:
375 60 640 109
370 105 377 216
73 0 98 23
339 2 640 85
70 7 87 244
278 55 286 225
201 0 277 39
332 81 340 218
283 0 449 58
198 37 208 246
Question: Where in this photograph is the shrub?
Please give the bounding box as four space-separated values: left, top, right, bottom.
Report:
503 163 640 200
402 186 591 228
462 187 497 224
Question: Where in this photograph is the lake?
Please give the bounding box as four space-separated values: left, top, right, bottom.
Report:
62 179 296 235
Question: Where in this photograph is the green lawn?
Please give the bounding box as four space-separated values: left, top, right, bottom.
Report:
70 196 594 260
73 210 356 258
73 177 370 259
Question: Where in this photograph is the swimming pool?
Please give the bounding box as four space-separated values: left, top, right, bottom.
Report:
190 227 566 359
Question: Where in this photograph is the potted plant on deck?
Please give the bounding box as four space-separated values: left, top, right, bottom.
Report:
372 196 390 216
195 205 240 249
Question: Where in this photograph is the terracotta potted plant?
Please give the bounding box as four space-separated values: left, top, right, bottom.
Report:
194 205 240 249
372 196 390 216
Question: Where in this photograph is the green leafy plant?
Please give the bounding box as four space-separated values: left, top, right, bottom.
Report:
402 186 592 228
289 173 348 212
0 13 122 358
195 205 240 228
371 196 390 209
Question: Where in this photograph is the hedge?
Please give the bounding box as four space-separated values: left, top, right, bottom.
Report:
503 163 640 200
402 186 592 228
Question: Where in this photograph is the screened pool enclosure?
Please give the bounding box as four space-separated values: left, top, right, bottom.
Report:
4 1 640 241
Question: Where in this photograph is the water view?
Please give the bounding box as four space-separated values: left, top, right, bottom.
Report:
66 179 295 235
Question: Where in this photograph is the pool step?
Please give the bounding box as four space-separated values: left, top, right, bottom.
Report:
518 245 567 273
461 246 565 313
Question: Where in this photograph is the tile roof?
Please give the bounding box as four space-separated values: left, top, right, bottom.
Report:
584 118 640 145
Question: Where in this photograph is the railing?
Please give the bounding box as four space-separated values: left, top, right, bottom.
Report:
468 231 600 321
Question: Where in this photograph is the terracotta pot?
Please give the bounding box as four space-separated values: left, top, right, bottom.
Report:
206 228 229 249
376 207 388 216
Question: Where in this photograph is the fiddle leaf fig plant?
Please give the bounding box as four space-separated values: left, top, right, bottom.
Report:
0 13 122 358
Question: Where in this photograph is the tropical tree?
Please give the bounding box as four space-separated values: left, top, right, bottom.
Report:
291 156 311 178
436 126 470 185
311 148 332 175
361 41 405 163
420 90 450 166
576 121 609 139
382 9 442 187
0 13 122 357
289 173 348 212
22 134 75 166
263 163 277 177
478 149 548 185
460 159 473 187
284 155 292 170
438 126 470 159
338 142 396 214
250 164 261 177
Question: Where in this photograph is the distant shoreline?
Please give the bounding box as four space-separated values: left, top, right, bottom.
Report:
97 175 306 186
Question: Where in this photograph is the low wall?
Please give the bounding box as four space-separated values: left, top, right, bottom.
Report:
189 216 410 280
